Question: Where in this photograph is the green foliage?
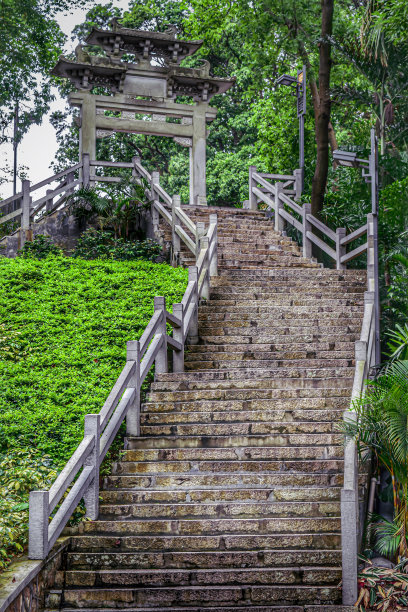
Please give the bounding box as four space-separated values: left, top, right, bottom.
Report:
0 256 187 465
17 234 63 259
0 450 57 569
387 324 408 362
65 179 151 239
342 360 408 559
73 229 162 261
357 556 408 611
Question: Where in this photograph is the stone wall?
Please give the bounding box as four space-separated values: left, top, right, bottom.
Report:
0 210 82 258
0 539 69 612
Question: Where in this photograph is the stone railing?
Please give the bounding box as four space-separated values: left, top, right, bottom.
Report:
248 166 377 604
28 162 218 560
247 166 371 270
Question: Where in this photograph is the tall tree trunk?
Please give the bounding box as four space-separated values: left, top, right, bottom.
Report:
311 0 334 216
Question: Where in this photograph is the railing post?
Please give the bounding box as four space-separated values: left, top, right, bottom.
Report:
341 458 359 605
302 202 312 259
200 236 210 299
66 171 75 196
172 303 184 372
82 153 90 188
195 221 205 259
336 227 347 270
83 413 100 520
171 195 181 266
46 189 54 214
28 490 49 560
20 179 31 249
209 213 218 277
294 169 302 201
126 340 141 436
275 182 285 233
366 213 375 293
154 296 168 376
151 171 160 237
187 266 199 345
249 165 257 211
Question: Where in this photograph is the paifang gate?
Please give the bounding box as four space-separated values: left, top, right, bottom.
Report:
52 20 235 205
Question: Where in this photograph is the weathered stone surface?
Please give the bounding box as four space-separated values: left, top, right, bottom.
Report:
38 207 366 610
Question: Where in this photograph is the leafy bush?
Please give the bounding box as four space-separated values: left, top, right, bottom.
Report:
18 234 62 259
0 450 57 569
72 228 162 261
0 256 187 465
357 557 408 611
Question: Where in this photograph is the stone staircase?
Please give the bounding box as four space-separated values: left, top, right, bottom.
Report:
46 207 364 611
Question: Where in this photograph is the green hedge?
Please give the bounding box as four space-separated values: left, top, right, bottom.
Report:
0 256 188 466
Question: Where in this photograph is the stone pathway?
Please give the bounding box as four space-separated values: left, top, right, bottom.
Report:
46 208 364 611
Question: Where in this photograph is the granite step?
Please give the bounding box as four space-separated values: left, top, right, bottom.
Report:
141 397 348 412
98 501 341 520
51 584 342 607
57 566 342 588
139 408 345 425
69 532 341 553
110 459 344 476
66 549 343 570
99 487 344 505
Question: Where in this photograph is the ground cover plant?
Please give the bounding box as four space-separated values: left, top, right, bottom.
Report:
0 255 187 566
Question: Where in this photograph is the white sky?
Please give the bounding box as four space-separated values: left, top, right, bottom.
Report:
0 1 130 198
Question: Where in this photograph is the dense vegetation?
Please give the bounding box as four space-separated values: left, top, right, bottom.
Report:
0 255 187 567
0 256 187 462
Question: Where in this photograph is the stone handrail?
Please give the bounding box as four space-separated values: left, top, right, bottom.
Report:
341 290 375 604
28 256 217 559
248 166 370 270
132 156 212 267
27 156 218 561
248 165 377 604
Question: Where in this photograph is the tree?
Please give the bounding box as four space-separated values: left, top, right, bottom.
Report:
0 0 89 152
311 0 334 214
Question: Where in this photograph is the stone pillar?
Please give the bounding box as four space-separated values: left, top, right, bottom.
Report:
190 103 207 206
79 94 96 183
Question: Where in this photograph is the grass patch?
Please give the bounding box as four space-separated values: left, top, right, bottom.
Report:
0 256 188 465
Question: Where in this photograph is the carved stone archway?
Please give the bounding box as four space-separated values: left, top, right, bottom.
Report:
52 21 234 205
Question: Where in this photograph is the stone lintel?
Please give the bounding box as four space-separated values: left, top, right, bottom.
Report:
69 92 218 122
95 115 194 138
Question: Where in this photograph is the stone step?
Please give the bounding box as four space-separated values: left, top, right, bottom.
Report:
99 487 343 505
69 532 341 553
147 387 350 402
122 447 344 463
197 322 361 333
111 459 344 476
53 584 342 607
184 359 353 370
81 517 341 536
184 351 354 362
197 311 362 321
104 472 348 490
58 566 342 588
153 368 354 384
187 342 355 354
198 333 359 345
127 433 343 449
141 397 348 413
200 300 364 309
99 501 340 521
140 409 344 425
46 606 353 612
209 270 365 279
139 423 340 438
66 549 342 570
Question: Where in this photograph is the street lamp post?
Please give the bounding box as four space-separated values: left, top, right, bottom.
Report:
333 127 381 366
276 65 306 193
